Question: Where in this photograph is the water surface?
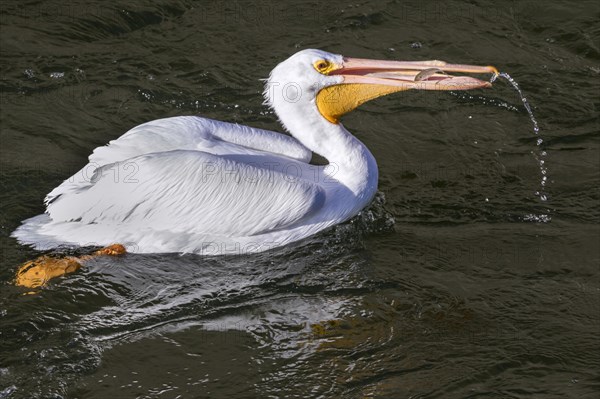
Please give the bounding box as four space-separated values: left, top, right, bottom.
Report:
1 1 599 398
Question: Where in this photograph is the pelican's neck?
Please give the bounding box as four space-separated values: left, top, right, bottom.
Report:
277 106 378 201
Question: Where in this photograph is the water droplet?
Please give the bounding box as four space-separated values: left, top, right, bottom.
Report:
495 72 549 205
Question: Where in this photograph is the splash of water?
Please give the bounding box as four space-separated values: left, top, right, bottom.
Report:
490 72 551 222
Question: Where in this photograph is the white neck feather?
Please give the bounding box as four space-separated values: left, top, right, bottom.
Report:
269 87 378 202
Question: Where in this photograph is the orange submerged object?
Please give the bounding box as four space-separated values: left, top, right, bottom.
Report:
15 244 126 288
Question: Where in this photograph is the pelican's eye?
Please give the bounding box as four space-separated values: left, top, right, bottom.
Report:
313 60 334 74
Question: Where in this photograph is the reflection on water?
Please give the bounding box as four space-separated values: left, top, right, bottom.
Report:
2 198 398 397
1 0 599 398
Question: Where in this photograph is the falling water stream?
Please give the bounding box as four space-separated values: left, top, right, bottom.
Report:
491 72 551 222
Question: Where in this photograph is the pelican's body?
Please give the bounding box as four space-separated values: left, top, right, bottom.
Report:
13 49 495 255
15 115 376 254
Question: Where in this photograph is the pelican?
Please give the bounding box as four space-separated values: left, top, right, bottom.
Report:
13 49 496 259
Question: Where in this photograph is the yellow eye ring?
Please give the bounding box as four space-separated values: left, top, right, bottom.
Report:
313 60 333 74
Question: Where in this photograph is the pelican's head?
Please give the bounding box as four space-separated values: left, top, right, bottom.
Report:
264 49 497 126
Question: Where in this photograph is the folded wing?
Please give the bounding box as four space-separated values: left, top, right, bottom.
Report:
46 150 325 237
45 116 311 206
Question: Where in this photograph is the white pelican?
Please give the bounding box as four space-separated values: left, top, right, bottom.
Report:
13 49 496 256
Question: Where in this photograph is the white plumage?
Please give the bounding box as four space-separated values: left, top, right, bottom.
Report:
13 49 494 254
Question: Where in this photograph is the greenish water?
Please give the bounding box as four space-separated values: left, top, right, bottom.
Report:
1 1 599 398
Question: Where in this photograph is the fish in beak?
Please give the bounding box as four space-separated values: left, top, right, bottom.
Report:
316 57 498 123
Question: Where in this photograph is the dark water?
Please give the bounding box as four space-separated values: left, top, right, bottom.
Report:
1 1 599 398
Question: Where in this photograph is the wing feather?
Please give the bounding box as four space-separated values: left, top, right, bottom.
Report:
45 116 311 205
46 150 324 237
